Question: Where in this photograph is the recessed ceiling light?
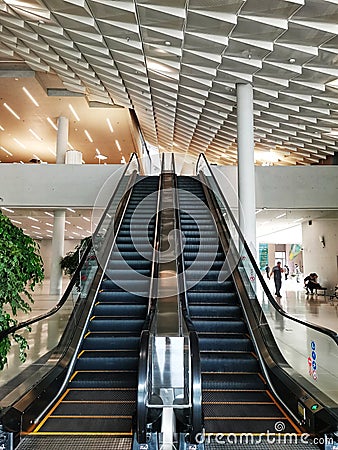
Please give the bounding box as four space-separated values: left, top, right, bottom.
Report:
2 207 14 213
29 129 43 141
47 117 58 131
3 103 20 120
84 129 93 143
67 208 76 213
28 216 39 222
275 212 286 219
22 87 39 107
164 41 171 46
13 138 26 149
31 225 40 229
115 139 121 151
69 104 80 121
44 211 53 217
0 146 13 156
106 118 114 133
11 219 22 225
0 125 4 131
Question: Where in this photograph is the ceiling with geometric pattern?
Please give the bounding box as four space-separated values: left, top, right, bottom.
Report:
1 0 338 166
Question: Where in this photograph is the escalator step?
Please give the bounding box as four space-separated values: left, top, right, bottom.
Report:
202 390 270 403
199 336 252 352
96 290 149 304
37 417 132 433
187 291 237 302
51 402 135 417
185 261 225 270
70 371 137 388
76 353 139 370
201 352 259 372
184 252 224 261
99 279 150 294
82 335 140 350
202 373 265 390
105 269 150 279
187 281 235 292
111 244 152 253
107 260 152 270
65 388 136 402
193 319 247 333
203 403 285 419
203 417 294 434
189 304 241 318
88 318 144 332
93 303 147 316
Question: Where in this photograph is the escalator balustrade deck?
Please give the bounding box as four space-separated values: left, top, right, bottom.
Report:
33 176 158 436
177 176 301 435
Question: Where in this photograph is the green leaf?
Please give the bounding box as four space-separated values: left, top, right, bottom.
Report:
0 211 44 370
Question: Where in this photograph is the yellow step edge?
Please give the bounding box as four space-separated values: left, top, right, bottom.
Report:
62 401 134 404
50 415 132 419
205 416 287 421
203 401 274 405
79 349 136 354
33 390 70 432
203 389 265 393
30 431 132 436
67 387 136 391
265 389 302 434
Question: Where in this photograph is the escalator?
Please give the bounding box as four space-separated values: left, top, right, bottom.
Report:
31 176 159 436
177 175 301 435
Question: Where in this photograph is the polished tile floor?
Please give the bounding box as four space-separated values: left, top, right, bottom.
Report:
1 276 337 403
264 275 338 333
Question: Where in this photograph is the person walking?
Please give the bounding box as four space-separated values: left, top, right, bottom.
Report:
270 261 283 298
284 264 290 280
265 265 270 280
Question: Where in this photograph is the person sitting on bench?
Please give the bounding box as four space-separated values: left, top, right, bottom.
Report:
304 272 324 294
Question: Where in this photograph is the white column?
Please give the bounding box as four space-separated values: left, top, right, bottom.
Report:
237 83 256 254
49 210 66 295
49 116 68 295
56 116 68 164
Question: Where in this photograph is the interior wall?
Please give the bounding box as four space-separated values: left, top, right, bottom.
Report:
302 220 338 289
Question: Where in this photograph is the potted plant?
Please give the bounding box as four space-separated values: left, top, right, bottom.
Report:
60 236 91 287
0 211 44 370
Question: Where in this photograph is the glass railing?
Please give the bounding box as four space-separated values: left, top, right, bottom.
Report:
0 153 140 399
196 153 338 407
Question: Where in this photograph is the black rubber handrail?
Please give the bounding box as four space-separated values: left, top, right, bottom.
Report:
0 152 140 342
196 153 338 345
136 157 163 444
172 164 203 442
